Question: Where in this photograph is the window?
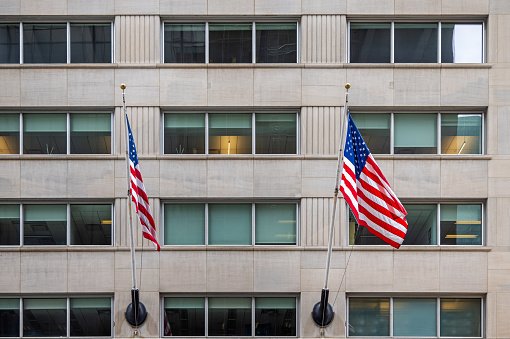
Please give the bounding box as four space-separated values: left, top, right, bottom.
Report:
164 112 298 155
0 297 112 337
163 203 297 246
351 112 483 155
347 297 482 337
349 203 483 246
163 22 298 63
0 112 112 155
0 203 112 246
163 296 296 337
0 22 112 63
349 21 484 63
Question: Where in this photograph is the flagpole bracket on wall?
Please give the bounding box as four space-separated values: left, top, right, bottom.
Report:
125 288 148 327
312 288 334 327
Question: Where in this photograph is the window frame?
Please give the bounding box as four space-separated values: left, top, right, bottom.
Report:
0 296 113 338
162 201 299 246
161 21 300 64
347 202 485 246
346 296 484 338
162 111 300 155
0 202 114 247
161 295 299 337
349 112 485 155
347 20 486 64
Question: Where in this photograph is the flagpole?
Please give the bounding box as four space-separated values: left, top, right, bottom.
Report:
312 83 350 327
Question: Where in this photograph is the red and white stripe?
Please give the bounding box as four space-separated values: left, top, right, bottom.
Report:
340 154 407 248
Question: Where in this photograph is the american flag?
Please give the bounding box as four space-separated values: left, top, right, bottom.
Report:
127 116 160 251
340 113 408 248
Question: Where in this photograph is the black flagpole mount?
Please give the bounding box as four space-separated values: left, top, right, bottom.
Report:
312 288 334 327
125 288 148 327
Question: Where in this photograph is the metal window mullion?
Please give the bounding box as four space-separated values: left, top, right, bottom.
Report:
252 22 256 63
345 297 349 337
111 203 115 246
111 112 114 155
67 22 71 64
296 203 300 245
296 112 300 154
437 297 441 337
205 203 209 245
19 22 23 64
205 113 209 154
390 22 395 63
251 297 256 336
20 203 24 246
482 202 485 245
437 203 441 245
390 113 394 154
111 297 114 337
161 22 165 63
161 203 165 246
389 297 393 337
67 203 71 245
20 298 23 337
205 22 209 63
252 113 256 154
111 21 115 63
482 112 485 155
481 297 485 338
67 297 71 337
437 112 441 155
483 21 486 63
438 22 442 63
205 297 209 336
252 203 256 245
347 21 350 63
67 112 71 154
296 20 300 63
19 113 23 155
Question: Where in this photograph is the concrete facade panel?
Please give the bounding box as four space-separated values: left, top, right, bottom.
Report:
206 251 254 292
347 0 394 14
394 68 441 106
21 160 67 198
497 106 510 154
302 68 345 106
496 198 510 246
67 160 115 198
160 69 208 106
440 68 489 106
254 0 301 15
20 0 66 15
393 160 440 198
440 160 488 198
207 160 254 197
68 0 114 15
160 251 207 292
21 252 67 293
207 0 254 15
345 251 393 291
0 160 20 199
0 0 19 14
114 0 159 15
442 0 488 13
160 160 207 198
160 0 207 14
395 0 441 14
68 252 114 292
346 68 394 106
207 68 254 106
254 160 301 198
254 251 300 292
68 69 115 106
393 251 440 291
21 69 68 107
254 68 302 106
439 251 487 292
497 293 510 337
302 0 346 14
0 252 21 293
0 69 20 106
115 69 160 107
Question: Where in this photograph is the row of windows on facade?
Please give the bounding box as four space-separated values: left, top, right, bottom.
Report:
0 112 483 155
0 22 484 64
0 296 483 338
0 202 483 246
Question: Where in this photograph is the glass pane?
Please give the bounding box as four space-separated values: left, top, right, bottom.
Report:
351 113 390 154
23 24 66 63
164 24 205 63
209 114 252 154
440 204 482 245
24 205 67 245
209 204 251 245
394 114 437 154
348 298 390 336
440 298 481 337
0 205 20 245
0 299 19 337
209 23 252 63
442 24 483 63
70 298 111 336
255 23 296 63
23 114 67 154
70 23 111 63
350 23 390 63
0 114 20 154
393 298 436 336
70 113 111 154
0 24 20 63
208 298 252 336
164 204 205 245
403 204 437 245
255 114 296 154
164 297 205 336
255 298 296 336
23 298 66 337
71 204 111 245
441 114 482 154
255 204 296 245
164 113 205 154
395 23 438 63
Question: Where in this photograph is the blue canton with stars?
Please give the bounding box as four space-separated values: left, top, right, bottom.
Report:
343 112 371 180
127 116 139 168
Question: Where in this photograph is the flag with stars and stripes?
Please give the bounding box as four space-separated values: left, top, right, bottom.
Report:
127 115 160 251
340 113 408 248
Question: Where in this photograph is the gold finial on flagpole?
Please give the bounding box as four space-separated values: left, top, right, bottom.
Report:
345 83 351 89
120 83 126 90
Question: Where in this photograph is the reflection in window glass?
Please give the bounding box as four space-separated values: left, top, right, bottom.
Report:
440 299 481 337
255 204 296 245
24 205 66 245
208 298 252 336
209 204 251 245
0 205 20 245
70 204 111 245
349 298 390 336
0 24 20 63
255 298 296 336
349 209 386 245
0 114 20 154
394 114 437 154
164 113 205 154
0 299 19 337
164 24 205 63
23 298 67 337
255 23 297 63
23 24 66 63
164 204 205 245
350 23 390 63
209 114 252 154
70 24 111 63
350 113 390 154
403 204 437 245
255 114 296 154
164 298 205 336
70 113 111 154
442 24 483 63
394 23 438 63
209 24 252 63
70 298 111 336
23 114 67 154
441 114 482 154
440 204 482 245
393 298 436 336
